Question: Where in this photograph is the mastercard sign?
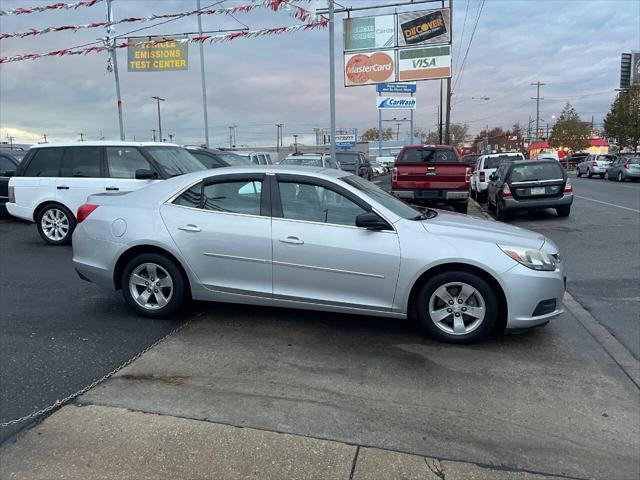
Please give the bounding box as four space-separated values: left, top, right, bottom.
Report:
344 50 395 87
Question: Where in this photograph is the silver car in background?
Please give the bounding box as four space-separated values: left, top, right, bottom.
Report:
72 167 566 344
605 156 640 182
576 154 615 178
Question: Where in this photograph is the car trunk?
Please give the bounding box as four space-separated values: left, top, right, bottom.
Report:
508 163 566 200
395 163 468 190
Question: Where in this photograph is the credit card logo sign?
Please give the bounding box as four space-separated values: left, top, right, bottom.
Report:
345 51 395 86
401 10 447 45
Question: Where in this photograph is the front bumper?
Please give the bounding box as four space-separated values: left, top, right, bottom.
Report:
502 262 566 329
502 194 573 211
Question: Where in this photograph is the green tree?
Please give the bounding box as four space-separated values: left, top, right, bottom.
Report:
414 128 439 144
604 83 640 152
360 127 394 141
549 102 591 151
449 123 470 147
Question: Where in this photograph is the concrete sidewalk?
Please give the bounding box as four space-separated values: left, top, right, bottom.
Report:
1 404 564 480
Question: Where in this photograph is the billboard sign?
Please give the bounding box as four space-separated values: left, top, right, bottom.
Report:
344 50 395 86
397 45 451 81
376 96 417 109
343 15 395 51
397 9 450 47
335 134 357 148
128 37 188 72
376 82 417 93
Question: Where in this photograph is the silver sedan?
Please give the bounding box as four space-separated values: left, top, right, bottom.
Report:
72 167 566 344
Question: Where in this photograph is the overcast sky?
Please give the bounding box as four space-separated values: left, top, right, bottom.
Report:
0 0 638 147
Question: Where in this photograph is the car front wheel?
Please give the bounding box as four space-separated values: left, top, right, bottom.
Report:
121 253 186 318
416 271 498 344
36 204 76 245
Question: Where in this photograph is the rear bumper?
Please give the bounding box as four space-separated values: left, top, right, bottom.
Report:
72 224 120 290
392 189 469 202
622 170 640 179
502 194 573 211
6 202 34 222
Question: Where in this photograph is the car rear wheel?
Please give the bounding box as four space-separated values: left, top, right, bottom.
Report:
556 206 571 217
587 168 592 178
618 172 624 182
36 204 76 246
121 253 186 318
416 271 498 344
576 168 582 177
495 200 509 221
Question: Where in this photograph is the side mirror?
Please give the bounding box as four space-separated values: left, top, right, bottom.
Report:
135 168 158 180
489 173 495 181
356 212 389 231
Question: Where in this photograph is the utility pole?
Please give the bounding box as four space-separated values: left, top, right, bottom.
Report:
293 134 299 152
79 133 85 141
151 96 165 142
527 115 532 140
106 0 124 140
396 121 401 141
531 82 545 140
438 81 443 143
168 133 174 143
328 0 337 163
196 0 210 148
276 123 284 153
42 134 48 143
152 129 157 142
6 134 15 149
228 126 236 148
485 124 489 153
444 0 453 145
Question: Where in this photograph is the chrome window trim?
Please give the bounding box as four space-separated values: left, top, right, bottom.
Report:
271 209 397 234
166 202 268 220
511 178 564 185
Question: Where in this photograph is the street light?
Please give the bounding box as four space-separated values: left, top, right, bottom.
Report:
151 96 165 142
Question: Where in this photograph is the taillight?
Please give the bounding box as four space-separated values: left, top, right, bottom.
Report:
77 204 99 223
8 186 15 203
563 178 573 194
501 183 512 198
479 171 485 182
392 167 398 182
465 167 471 183
592 161 598 167
624 162 630 169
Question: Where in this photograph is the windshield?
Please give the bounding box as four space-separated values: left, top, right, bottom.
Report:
341 175 422 219
217 152 251 166
280 157 323 167
400 148 458 163
144 146 206 176
335 153 359 165
600 155 616 161
484 155 522 169
509 162 564 182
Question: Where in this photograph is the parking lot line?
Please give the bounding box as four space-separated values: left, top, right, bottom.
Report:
575 195 640 213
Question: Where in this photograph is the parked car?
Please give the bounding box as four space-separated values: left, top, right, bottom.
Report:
605 156 640 182
486 159 573 220
0 152 20 215
186 148 252 168
392 145 471 213
370 161 386 175
462 154 480 171
564 152 588 168
280 153 338 169
7 141 207 245
471 152 525 202
72 166 565 344
227 150 273 165
576 154 615 178
375 156 396 170
536 151 559 161
335 151 372 180
0 147 28 162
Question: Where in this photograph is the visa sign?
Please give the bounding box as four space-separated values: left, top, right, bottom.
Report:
376 96 417 109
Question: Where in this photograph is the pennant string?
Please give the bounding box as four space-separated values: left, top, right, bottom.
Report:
0 0 101 16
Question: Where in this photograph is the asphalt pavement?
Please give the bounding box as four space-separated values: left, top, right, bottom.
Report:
0 218 196 444
374 173 640 359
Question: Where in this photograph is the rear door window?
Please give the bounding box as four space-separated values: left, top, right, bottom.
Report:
106 147 153 178
23 148 63 177
60 147 102 178
400 149 458 163
202 180 262 215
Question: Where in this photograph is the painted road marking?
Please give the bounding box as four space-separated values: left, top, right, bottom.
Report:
575 195 640 213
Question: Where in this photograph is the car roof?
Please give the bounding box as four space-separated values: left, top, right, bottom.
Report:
482 152 523 158
402 144 456 150
30 141 181 149
510 159 561 166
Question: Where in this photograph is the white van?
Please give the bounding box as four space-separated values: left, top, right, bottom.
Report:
471 152 525 202
7 141 206 245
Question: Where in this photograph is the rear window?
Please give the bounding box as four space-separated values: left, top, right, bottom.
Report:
509 163 564 182
281 157 323 167
399 149 458 163
626 158 640 165
23 148 63 177
60 146 102 177
336 153 360 165
484 155 522 169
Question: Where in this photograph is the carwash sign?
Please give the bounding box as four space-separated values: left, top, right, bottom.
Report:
376 96 417 110
128 37 188 72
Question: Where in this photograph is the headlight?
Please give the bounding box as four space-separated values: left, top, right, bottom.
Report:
498 244 558 271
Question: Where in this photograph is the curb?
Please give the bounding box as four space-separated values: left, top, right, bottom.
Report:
469 198 640 389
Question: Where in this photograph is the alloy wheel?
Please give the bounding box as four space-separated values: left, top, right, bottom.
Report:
618 172 623 182
129 263 174 310
41 208 70 241
428 282 486 335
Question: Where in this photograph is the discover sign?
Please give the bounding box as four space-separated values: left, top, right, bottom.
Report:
128 37 188 72
376 96 417 109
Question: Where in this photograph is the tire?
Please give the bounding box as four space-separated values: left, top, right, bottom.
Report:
470 189 476 200
487 195 496 212
600 173 605 179
495 200 508 221
556 206 571 217
477 191 487 203
605 171 611 181
121 253 186 318
587 168 592 178
453 202 468 214
36 204 76 246
415 271 499 344
618 172 623 182
576 168 582 177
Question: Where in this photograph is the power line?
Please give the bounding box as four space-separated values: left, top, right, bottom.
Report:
452 0 485 94
453 0 470 74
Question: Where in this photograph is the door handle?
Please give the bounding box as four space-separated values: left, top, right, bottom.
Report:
56 185 69 190
105 186 119 191
279 236 304 245
178 224 201 232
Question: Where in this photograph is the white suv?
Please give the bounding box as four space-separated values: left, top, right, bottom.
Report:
7 141 206 245
471 152 525 202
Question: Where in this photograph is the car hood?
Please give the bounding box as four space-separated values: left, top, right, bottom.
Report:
420 211 546 250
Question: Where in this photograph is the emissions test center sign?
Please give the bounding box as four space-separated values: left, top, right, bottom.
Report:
128 37 188 72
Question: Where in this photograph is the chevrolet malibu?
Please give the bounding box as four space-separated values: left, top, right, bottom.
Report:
72 167 566 344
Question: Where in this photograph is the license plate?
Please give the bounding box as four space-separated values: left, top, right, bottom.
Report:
531 187 545 195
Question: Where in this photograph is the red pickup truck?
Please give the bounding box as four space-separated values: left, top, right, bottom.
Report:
391 145 471 214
